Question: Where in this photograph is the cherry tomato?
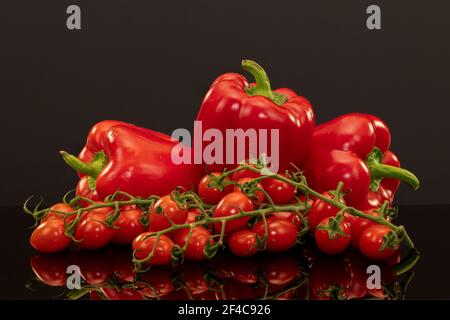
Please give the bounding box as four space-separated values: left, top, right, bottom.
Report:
198 172 233 205
42 203 76 223
213 192 253 234
350 209 380 249
261 175 295 204
314 216 351 255
30 253 71 286
229 230 258 257
271 212 301 231
359 225 398 261
74 207 114 250
76 176 100 207
252 217 297 252
112 208 147 245
149 195 188 232
132 233 174 266
261 255 300 286
185 208 202 223
30 218 71 253
173 226 212 261
233 177 265 206
309 257 352 300
231 163 260 181
307 191 345 231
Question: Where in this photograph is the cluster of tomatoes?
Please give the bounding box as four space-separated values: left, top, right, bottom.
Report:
29 166 401 269
30 246 407 300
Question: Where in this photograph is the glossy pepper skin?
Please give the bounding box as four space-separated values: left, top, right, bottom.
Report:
61 121 202 200
196 60 315 173
304 113 419 209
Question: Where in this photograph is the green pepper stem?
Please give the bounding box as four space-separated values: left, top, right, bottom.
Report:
60 150 103 178
241 60 287 106
370 162 420 190
241 60 274 100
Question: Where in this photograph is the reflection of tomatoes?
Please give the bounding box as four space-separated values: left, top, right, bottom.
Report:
101 287 144 300
176 263 210 295
30 253 72 286
261 175 295 204
111 249 136 282
198 172 234 205
252 217 297 252
77 250 113 285
213 192 253 234
367 262 395 298
221 278 258 300
344 250 370 299
309 257 352 300
261 255 300 286
137 267 174 298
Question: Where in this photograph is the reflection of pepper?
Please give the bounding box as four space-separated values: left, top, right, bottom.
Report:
304 114 419 209
61 120 202 200
196 60 315 173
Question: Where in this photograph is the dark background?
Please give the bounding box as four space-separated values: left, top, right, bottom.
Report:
0 0 449 206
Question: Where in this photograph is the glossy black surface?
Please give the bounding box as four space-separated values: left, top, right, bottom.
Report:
0 205 448 299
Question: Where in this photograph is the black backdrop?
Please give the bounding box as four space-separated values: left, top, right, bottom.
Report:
0 0 449 206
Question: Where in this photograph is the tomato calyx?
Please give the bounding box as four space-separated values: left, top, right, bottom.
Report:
316 213 349 240
380 230 400 252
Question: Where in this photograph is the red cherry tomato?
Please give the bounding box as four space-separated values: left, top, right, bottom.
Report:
132 233 174 266
229 230 258 257
271 212 302 231
213 192 253 234
149 195 188 232
112 208 147 245
173 226 212 261
76 176 100 207
74 207 114 250
307 191 345 231
233 177 265 205
231 163 260 181
350 209 380 249
42 203 76 223
30 218 71 253
198 172 234 205
314 216 351 255
252 217 297 252
261 175 295 204
185 208 202 223
359 225 398 261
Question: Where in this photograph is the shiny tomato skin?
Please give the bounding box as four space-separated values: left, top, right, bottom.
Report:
233 177 265 205
74 207 114 250
198 172 233 205
350 209 380 249
261 175 295 204
42 203 76 223
229 230 258 257
30 218 71 253
308 192 345 231
132 233 174 266
252 217 297 252
359 225 398 261
112 208 147 245
173 226 212 261
149 195 188 232
315 217 351 255
213 192 254 234
271 212 302 231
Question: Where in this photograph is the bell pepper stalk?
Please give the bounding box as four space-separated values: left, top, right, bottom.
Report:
303 113 420 210
196 59 315 173
59 120 203 200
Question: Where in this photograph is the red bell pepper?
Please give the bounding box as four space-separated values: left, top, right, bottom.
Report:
304 113 419 209
60 121 202 200
196 60 315 173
